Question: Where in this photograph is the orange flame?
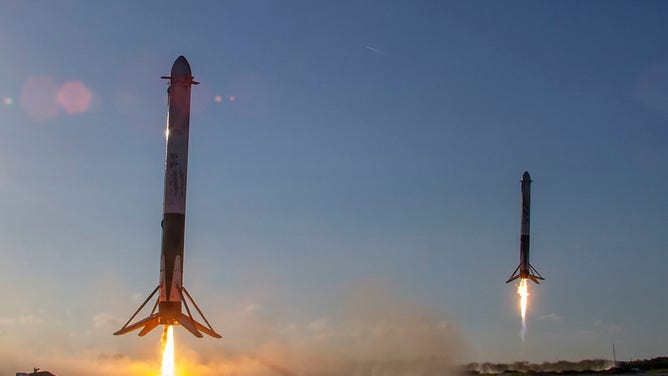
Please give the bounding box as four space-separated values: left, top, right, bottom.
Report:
517 278 529 341
161 325 175 376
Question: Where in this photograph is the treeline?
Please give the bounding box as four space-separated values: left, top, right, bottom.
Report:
617 356 668 371
462 359 612 374
463 356 668 375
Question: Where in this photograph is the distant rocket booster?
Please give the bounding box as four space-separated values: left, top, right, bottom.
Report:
114 56 221 338
506 171 544 284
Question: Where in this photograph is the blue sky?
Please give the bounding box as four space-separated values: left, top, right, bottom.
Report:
1 1 667 374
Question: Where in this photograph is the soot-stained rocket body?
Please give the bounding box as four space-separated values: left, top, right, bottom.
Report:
506 171 544 285
115 56 221 339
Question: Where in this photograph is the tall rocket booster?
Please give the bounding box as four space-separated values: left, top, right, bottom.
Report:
506 171 544 284
114 56 221 338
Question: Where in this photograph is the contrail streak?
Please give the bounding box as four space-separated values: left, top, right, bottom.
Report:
365 45 384 54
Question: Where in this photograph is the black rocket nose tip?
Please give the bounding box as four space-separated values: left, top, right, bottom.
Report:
522 171 531 181
171 56 192 78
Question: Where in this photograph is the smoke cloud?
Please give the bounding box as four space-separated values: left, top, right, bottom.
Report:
3 284 467 376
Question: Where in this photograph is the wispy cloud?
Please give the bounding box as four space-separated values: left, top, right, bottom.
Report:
307 317 328 332
245 303 264 314
92 313 122 329
539 313 562 322
365 45 385 54
593 319 622 332
609 323 622 332
0 314 44 326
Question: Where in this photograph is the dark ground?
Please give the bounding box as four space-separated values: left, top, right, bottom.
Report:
462 357 668 376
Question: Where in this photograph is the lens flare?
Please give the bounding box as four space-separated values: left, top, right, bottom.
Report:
57 81 92 114
161 325 175 376
517 278 529 341
20 76 60 120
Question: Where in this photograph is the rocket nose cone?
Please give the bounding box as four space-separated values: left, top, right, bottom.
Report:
171 56 192 78
522 171 531 181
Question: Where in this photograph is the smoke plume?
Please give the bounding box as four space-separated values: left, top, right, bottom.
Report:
3 284 467 376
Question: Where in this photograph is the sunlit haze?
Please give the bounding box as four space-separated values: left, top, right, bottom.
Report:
1 1 668 375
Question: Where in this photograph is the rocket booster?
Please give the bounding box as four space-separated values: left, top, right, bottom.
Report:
114 56 221 338
506 171 544 284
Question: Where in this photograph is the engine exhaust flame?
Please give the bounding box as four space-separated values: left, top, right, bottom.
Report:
161 325 175 376
517 278 529 341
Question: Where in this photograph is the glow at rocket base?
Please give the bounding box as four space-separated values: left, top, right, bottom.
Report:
517 278 529 341
161 326 175 376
